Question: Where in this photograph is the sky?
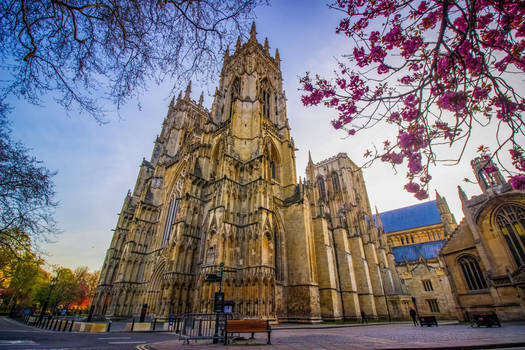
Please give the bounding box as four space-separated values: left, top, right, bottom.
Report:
7 0 524 272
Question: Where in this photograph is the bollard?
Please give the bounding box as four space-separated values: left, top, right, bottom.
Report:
69 320 74 332
153 318 157 331
107 320 112 332
131 319 135 332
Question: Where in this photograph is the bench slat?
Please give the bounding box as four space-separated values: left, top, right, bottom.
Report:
226 320 268 333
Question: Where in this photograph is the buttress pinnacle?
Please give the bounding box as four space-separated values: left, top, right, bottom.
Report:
249 22 257 42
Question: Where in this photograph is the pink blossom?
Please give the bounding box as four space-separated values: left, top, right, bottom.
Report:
399 129 426 151
415 189 429 200
400 75 414 84
465 55 482 76
405 182 420 193
422 10 440 29
369 31 380 44
417 1 428 14
348 129 356 135
402 36 423 58
370 46 387 62
408 153 423 173
388 112 400 122
476 14 493 29
401 108 419 121
378 64 389 74
384 26 403 49
436 56 451 76
332 120 343 129
438 91 468 112
510 175 525 190
404 94 419 107
453 16 468 32
472 86 490 100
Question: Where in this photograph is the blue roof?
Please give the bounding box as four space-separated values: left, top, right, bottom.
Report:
374 200 442 233
391 240 446 262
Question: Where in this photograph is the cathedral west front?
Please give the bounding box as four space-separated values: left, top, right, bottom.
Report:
92 24 411 322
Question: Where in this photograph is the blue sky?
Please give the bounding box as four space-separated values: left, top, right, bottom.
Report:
8 0 515 271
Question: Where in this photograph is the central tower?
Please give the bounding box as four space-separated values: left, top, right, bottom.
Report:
195 23 319 321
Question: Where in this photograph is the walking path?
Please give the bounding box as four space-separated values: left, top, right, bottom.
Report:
148 322 525 350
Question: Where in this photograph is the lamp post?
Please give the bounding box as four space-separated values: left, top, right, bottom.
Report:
38 276 57 325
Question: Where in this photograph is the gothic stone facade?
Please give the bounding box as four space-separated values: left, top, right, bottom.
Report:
93 25 409 322
441 158 525 321
376 196 458 319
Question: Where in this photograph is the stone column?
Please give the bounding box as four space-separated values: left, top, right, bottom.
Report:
348 235 376 317
312 217 342 320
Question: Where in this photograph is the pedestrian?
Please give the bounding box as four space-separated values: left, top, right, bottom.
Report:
409 307 418 326
361 310 368 324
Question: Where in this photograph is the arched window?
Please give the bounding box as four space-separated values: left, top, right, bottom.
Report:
161 196 179 247
229 77 241 119
270 160 276 179
458 255 487 291
496 204 525 266
259 78 271 118
317 176 326 201
331 172 340 193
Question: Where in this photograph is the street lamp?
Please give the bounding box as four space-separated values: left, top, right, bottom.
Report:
37 276 58 325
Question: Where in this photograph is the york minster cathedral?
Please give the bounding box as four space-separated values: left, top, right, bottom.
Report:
93 24 412 322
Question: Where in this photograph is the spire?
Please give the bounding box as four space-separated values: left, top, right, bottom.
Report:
235 36 241 51
275 48 280 67
264 37 269 53
435 190 443 202
177 90 182 101
249 21 257 42
224 45 230 59
306 150 315 183
169 95 175 108
375 206 384 232
458 185 468 204
198 91 204 107
185 80 192 100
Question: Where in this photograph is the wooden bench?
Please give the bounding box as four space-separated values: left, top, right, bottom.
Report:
419 316 438 327
471 314 501 328
224 319 271 345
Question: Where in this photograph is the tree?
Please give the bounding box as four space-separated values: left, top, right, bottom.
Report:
73 267 99 310
35 267 79 313
0 0 265 122
0 233 45 312
0 115 58 249
300 0 525 198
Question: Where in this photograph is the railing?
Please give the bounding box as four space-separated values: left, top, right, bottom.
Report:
173 313 233 344
22 314 78 332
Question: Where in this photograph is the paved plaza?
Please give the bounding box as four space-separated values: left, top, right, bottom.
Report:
150 322 525 350
2 317 525 349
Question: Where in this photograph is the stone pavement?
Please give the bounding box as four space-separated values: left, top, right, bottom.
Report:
148 322 525 350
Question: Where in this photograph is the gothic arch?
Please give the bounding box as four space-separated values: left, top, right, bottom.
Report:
491 203 525 267
147 258 167 316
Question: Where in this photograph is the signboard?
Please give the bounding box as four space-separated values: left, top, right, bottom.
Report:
213 292 224 313
223 300 235 314
206 273 221 282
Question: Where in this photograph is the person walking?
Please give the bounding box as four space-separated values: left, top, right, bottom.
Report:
360 310 368 324
409 308 418 326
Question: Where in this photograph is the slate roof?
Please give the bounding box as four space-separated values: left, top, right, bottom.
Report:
373 200 442 233
391 240 446 262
